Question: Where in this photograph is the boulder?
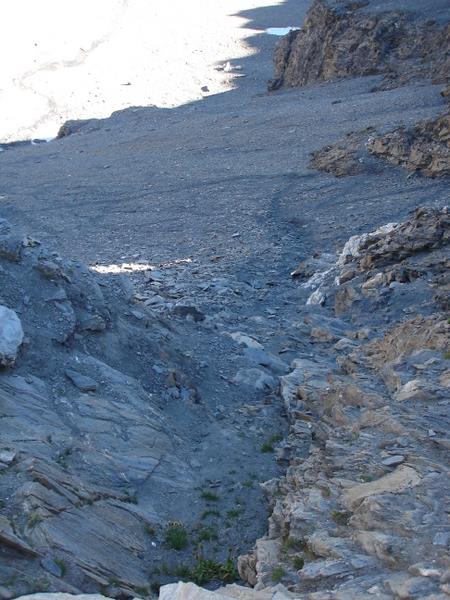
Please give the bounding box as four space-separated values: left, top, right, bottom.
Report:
0 305 24 366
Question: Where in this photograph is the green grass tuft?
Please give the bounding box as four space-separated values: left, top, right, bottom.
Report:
291 556 305 570
165 522 188 550
200 509 220 520
190 558 237 585
331 510 351 526
271 566 285 582
200 490 220 502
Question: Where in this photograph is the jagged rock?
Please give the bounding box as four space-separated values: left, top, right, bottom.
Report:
306 289 326 306
269 0 450 91
349 207 450 270
310 128 376 177
368 114 450 177
0 305 24 366
366 315 449 373
237 553 258 586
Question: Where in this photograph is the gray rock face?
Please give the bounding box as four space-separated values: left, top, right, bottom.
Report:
0 305 23 366
0 222 284 598
269 0 450 91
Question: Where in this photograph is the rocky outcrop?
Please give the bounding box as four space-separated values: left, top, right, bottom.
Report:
339 206 450 268
368 113 450 177
310 113 450 178
237 207 450 598
269 0 450 91
309 128 377 177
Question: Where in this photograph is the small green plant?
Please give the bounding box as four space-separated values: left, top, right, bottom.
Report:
261 434 283 453
282 537 304 552
4 574 20 587
200 509 220 520
200 490 219 502
321 486 331 498
261 442 274 453
190 558 237 585
226 509 241 519
359 473 376 483
271 566 285 582
444 351 450 360
331 510 351 526
173 564 192 578
197 526 218 542
124 491 138 504
56 447 72 469
144 524 156 536
150 582 161 595
54 559 67 577
134 586 150 597
165 521 188 550
242 480 254 488
291 556 304 570
33 577 50 592
27 513 44 528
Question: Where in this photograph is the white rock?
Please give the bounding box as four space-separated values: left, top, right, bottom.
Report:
0 305 24 366
14 595 115 600
229 332 263 349
338 223 397 265
306 289 326 306
159 582 233 600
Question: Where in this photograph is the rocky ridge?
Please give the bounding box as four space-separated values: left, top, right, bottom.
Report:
235 207 450 599
268 0 450 92
310 109 450 178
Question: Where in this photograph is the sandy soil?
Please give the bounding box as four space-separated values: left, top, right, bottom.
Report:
0 0 287 142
